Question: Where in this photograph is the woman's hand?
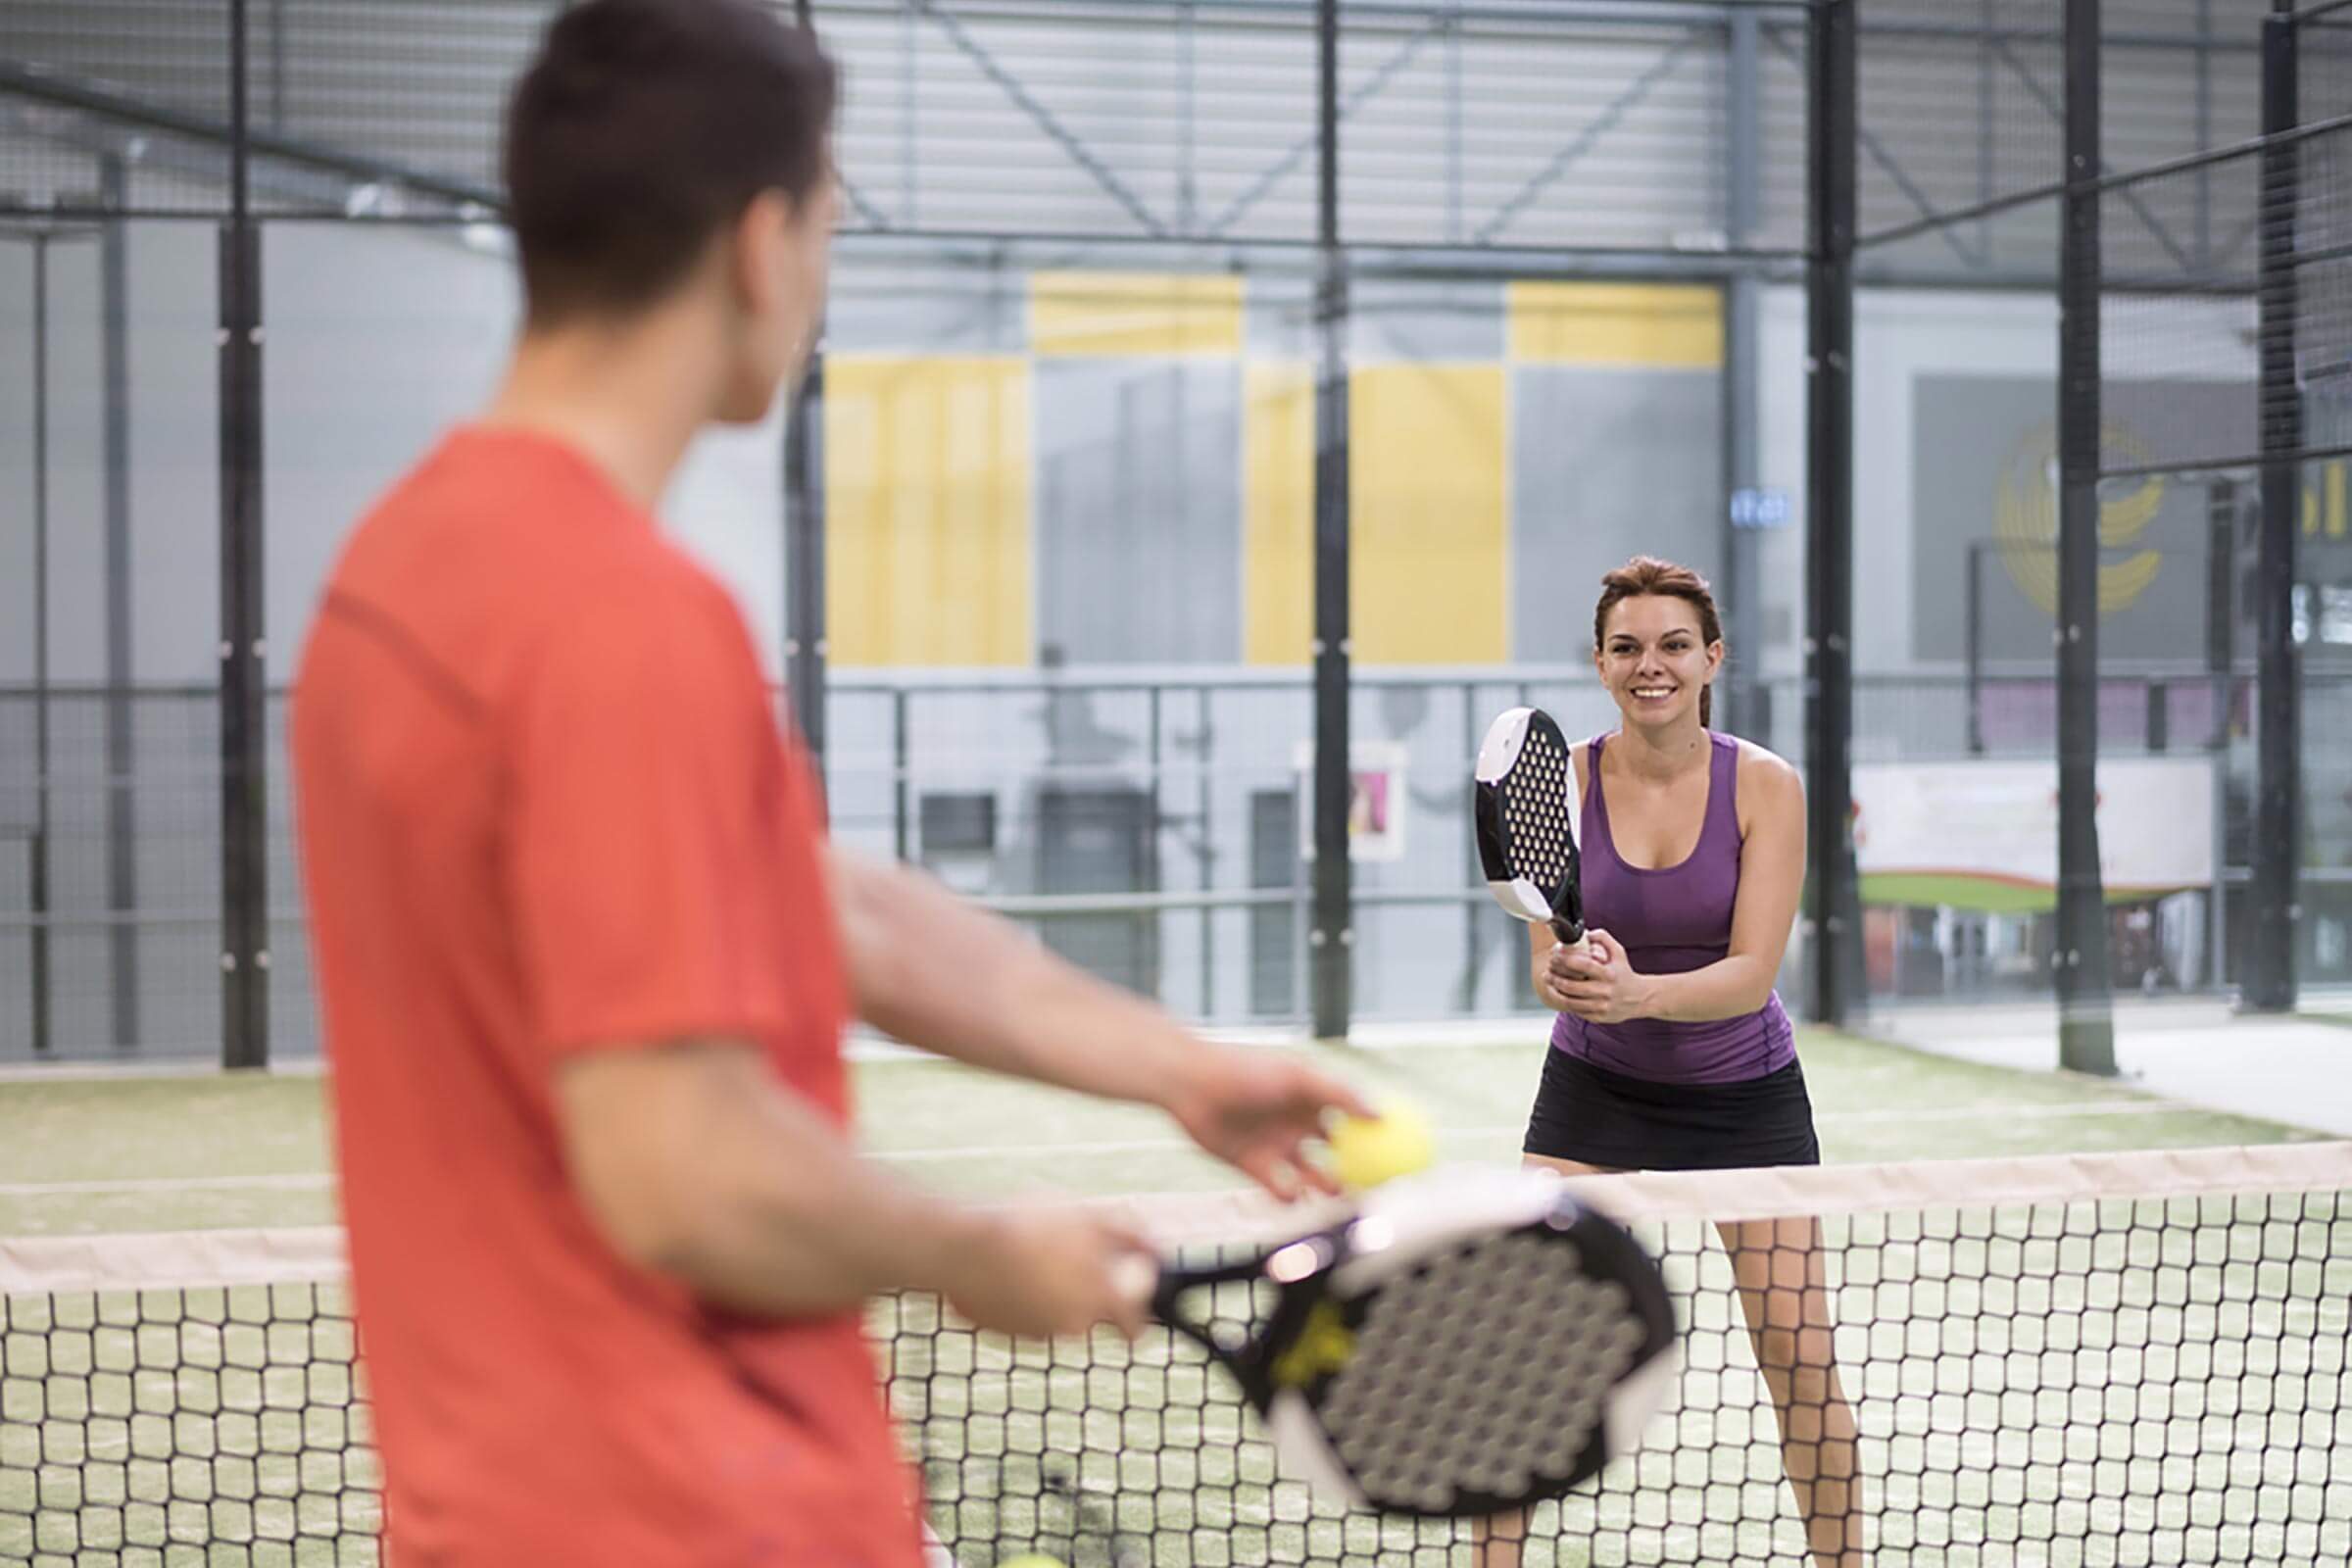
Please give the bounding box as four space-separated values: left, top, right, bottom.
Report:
1544 929 1651 1025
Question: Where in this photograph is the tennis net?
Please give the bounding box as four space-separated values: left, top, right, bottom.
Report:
4 1141 2348 1566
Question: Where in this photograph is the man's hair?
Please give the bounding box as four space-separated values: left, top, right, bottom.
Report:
503 0 838 325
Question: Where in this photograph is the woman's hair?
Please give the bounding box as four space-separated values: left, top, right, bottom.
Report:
1592 556 1724 728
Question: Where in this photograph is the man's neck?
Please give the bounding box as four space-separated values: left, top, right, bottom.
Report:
480 307 717 511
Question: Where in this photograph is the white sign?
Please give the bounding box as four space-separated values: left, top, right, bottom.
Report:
1292 742 1410 863
1850 757 2214 912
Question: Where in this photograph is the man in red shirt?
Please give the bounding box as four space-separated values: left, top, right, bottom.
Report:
289 3 1367 1563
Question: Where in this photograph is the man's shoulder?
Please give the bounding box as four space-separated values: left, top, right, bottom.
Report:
319 432 756 706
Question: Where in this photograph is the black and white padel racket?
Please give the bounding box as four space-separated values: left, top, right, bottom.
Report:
1474 706 1587 947
1115 1168 1676 1518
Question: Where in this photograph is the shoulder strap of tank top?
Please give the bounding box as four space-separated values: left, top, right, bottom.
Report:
1705 730 1741 844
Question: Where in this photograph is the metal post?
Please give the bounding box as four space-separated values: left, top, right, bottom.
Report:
1148 685 1164 1002
892 688 909 863
2056 0 2117 1073
100 153 140 1053
269 0 287 131
786 0 828 794
1309 0 1353 1040
1446 0 1463 245
220 0 270 1068
2206 479 2236 751
1179 0 1200 232
784 352 827 779
1724 5 1763 739
2208 480 2236 992
2195 0 2213 270
2248 2 2303 1011
1804 0 1859 1027
1198 685 1214 1016
30 234 52 1056
1966 541 1986 755
1460 680 1480 1009
1979 0 1995 264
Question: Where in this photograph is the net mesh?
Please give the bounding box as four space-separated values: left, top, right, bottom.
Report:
5 1144 2351 1567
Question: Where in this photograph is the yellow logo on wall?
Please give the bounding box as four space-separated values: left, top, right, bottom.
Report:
1991 419 2165 615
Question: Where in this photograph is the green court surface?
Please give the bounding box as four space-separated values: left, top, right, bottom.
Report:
0 1028 2330 1240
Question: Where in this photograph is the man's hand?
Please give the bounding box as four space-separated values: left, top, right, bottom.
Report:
942 1209 1152 1340
1163 1047 1376 1200
829 849 1374 1198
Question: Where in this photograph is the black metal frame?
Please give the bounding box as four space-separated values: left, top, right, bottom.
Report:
99 152 141 1056
2054 0 2117 1072
787 0 829 783
1868 0 2325 1030
6 0 1866 1060
1805 0 1860 1028
0 223 104 1058
1309 0 1353 1040
2247 0 2306 1011
30 232 51 1058
220 0 270 1067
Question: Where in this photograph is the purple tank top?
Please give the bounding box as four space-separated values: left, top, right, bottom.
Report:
1547 730 1796 1084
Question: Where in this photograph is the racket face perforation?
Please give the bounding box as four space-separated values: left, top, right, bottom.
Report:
1307 1219 1665 1517
1475 707 1582 933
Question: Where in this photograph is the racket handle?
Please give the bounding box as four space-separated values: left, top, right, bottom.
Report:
1550 915 1586 946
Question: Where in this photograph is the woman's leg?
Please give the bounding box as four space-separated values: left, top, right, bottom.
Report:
1472 1154 1629 1568
1715 1214 1864 1568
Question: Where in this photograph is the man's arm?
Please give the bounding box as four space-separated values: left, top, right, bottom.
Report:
828 847 1198 1102
557 1040 1145 1336
826 847 1370 1198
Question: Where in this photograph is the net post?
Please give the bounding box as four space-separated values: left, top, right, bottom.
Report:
2248 0 2304 1012
2057 0 2117 1074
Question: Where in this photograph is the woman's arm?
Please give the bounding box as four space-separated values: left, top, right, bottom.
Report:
1550 745 1806 1024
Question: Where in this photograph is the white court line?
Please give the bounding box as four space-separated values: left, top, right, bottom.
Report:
0 1172 335 1198
0 1098 2194 1197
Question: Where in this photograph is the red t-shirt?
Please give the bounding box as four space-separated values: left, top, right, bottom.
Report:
291 427 921 1567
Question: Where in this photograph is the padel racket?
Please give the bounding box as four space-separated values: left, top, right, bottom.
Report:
1474 706 1587 947
1116 1168 1676 1518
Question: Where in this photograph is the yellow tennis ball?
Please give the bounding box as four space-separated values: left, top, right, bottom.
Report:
1325 1101 1435 1191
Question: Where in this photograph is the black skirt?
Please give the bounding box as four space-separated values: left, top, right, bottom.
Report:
1522 1048 1821 1172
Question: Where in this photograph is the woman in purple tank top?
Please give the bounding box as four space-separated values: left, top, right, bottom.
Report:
1482 559 1861 1568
